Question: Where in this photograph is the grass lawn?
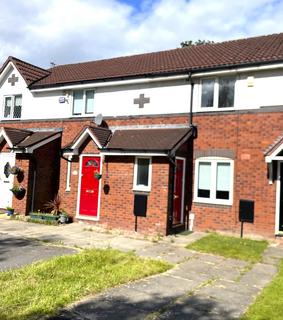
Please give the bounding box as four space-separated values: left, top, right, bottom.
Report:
0 248 171 320
186 233 268 263
242 260 283 320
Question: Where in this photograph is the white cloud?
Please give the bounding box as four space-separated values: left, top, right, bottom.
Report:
0 0 282 68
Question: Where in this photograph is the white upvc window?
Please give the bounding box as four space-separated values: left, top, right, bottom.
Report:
194 157 234 205
72 89 95 115
200 76 236 110
133 157 152 192
65 156 72 192
3 95 22 119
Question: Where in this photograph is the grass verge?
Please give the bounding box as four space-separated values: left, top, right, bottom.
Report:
186 233 268 263
242 260 283 320
0 248 171 320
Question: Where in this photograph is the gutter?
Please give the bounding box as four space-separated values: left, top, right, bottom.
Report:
30 74 188 92
29 60 283 92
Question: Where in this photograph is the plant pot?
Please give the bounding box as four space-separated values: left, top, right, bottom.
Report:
29 213 59 222
7 209 14 216
59 214 69 224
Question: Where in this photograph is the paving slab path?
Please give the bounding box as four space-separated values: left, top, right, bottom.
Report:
49 249 279 320
0 216 281 319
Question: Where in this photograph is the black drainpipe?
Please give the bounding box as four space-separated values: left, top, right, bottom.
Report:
188 72 195 127
167 73 197 234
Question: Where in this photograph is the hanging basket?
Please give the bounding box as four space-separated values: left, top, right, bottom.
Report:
9 166 21 175
94 171 102 180
10 186 26 200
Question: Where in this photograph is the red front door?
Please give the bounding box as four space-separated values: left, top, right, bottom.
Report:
173 158 185 224
79 156 101 217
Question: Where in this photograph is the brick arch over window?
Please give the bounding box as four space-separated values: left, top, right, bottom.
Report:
194 149 235 160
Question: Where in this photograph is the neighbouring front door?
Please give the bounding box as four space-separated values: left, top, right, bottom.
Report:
0 153 15 209
79 155 101 218
173 158 186 225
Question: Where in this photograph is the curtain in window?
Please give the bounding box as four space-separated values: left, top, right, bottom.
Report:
201 79 214 108
13 95 22 118
219 77 235 108
137 158 149 186
216 163 230 199
73 91 84 114
85 91 94 113
4 97 12 118
198 162 211 198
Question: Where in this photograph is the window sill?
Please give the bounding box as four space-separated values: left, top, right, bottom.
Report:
71 114 94 118
1 118 21 121
193 198 232 207
197 107 235 112
133 188 151 194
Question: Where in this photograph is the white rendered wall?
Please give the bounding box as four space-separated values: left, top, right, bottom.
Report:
1 63 283 122
192 69 283 112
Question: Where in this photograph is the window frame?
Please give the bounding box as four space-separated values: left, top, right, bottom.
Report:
194 157 234 205
133 156 152 192
72 89 95 116
200 76 236 110
3 94 22 119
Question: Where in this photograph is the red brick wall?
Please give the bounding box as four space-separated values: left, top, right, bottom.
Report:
13 155 32 214
1 111 282 237
58 136 170 234
11 139 61 214
191 111 283 237
99 156 170 234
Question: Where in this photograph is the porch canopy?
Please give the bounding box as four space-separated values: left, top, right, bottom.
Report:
62 125 193 157
62 126 112 155
0 127 61 153
265 134 283 163
101 127 193 156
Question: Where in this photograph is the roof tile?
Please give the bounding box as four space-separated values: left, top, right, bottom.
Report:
32 33 283 87
106 128 191 151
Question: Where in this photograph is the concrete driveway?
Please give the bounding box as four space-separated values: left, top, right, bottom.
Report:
0 233 75 271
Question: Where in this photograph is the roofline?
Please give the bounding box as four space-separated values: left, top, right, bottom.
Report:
0 128 13 148
103 129 192 154
0 56 50 87
100 151 168 156
169 129 193 155
30 59 283 92
30 74 190 91
11 132 61 153
101 148 169 152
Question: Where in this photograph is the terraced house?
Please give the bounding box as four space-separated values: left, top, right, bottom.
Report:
0 32 283 237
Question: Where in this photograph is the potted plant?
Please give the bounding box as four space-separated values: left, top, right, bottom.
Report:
58 211 69 224
94 170 102 180
44 194 69 224
6 206 14 216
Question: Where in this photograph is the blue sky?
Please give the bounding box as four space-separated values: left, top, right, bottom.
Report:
0 0 283 68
